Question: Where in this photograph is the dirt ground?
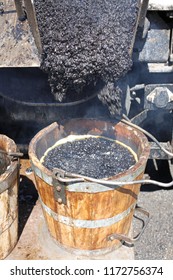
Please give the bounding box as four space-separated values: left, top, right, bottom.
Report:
0 0 40 67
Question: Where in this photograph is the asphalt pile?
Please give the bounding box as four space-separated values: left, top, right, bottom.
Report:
34 0 140 114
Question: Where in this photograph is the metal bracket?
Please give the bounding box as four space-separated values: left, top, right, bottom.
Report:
149 142 173 160
0 161 19 194
14 0 27 21
53 168 67 205
145 84 173 110
130 109 148 125
107 205 150 246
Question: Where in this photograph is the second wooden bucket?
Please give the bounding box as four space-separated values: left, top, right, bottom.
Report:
0 135 19 259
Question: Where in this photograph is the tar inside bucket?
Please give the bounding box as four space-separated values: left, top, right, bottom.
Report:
40 134 138 179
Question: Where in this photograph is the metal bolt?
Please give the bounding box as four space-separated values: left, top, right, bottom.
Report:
131 91 136 98
25 167 33 175
154 90 169 108
56 186 61 192
57 198 63 204
109 235 115 241
166 12 173 19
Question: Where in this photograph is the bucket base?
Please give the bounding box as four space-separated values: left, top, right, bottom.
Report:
50 234 122 258
6 200 134 260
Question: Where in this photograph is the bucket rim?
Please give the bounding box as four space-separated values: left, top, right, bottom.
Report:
28 118 150 184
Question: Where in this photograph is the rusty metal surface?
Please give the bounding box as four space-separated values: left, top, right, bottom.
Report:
0 0 40 67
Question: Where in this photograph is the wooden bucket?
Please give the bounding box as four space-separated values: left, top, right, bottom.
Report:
0 135 19 259
29 119 150 255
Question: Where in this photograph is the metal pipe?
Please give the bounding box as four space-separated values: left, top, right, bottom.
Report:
56 171 173 188
138 0 149 28
0 87 97 106
14 0 26 21
130 84 145 92
121 118 173 158
0 149 23 158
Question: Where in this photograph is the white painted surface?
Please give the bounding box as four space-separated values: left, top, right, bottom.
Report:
149 0 173 10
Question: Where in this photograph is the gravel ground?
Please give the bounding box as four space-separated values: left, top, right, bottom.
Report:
134 160 173 260
0 0 39 67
